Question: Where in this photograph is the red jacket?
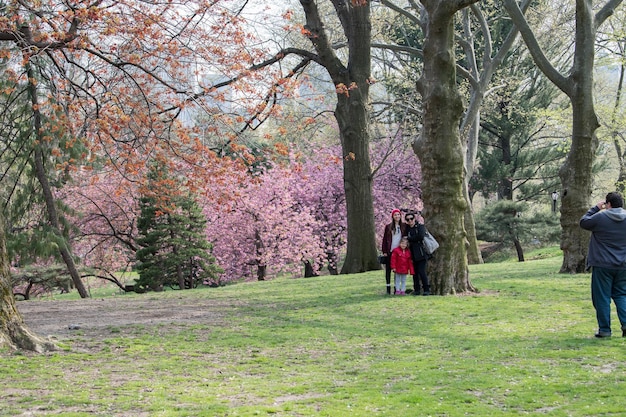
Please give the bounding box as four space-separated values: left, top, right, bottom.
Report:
391 246 414 275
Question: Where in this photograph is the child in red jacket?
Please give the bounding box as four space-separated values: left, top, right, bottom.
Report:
391 237 414 295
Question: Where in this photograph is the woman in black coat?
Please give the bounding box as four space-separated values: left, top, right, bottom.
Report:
405 212 431 296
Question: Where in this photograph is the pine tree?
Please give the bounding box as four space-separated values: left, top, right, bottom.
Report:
135 162 221 292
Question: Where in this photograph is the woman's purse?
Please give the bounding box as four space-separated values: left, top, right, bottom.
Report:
422 230 439 255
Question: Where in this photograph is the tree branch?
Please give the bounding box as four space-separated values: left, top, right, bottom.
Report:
379 0 422 26
502 0 571 95
371 42 422 57
595 0 624 29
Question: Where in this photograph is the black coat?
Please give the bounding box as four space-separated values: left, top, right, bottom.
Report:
407 223 428 262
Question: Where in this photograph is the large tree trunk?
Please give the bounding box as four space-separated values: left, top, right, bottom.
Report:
26 64 89 298
335 0 378 274
558 115 598 273
299 0 378 273
336 88 379 273
558 0 600 273
0 214 56 352
415 0 478 294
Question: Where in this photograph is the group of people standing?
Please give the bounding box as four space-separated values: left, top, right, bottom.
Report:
381 209 431 296
377 191 626 337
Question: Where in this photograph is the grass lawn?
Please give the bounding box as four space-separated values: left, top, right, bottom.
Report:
1 250 625 416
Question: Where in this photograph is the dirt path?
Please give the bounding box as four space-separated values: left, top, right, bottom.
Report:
16 295 230 343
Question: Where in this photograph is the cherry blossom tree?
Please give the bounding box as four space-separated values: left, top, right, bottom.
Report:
202 137 422 282
57 168 139 291
205 160 326 282
61 134 421 286
291 148 347 275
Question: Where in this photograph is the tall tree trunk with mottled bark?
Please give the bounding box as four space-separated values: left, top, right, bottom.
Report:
415 0 479 294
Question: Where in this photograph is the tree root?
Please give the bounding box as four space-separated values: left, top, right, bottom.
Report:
0 320 56 353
